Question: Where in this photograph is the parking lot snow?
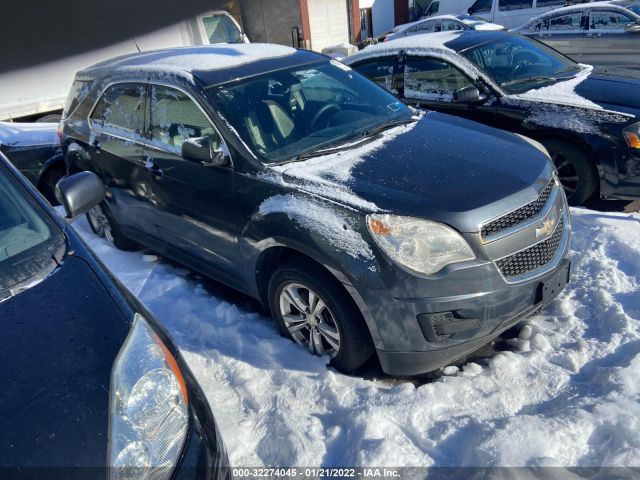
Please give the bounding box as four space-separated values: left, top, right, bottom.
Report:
70 207 640 468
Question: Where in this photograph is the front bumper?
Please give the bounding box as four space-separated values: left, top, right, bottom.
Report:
376 259 570 376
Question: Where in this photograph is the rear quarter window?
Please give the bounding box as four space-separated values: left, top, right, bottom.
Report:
63 79 92 118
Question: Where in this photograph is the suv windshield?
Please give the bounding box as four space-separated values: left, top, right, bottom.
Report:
206 60 413 163
614 0 640 15
460 35 583 94
0 161 65 300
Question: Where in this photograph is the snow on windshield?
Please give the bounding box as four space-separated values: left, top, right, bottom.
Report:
258 194 374 260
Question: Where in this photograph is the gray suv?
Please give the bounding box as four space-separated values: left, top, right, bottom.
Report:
60 44 571 376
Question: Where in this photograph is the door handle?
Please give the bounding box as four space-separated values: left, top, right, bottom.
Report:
144 159 163 178
587 32 602 38
92 139 101 152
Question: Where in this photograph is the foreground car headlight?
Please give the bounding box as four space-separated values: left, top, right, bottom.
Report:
623 122 640 149
367 215 475 275
109 314 189 480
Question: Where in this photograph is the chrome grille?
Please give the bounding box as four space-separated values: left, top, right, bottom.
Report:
482 180 555 238
496 218 564 278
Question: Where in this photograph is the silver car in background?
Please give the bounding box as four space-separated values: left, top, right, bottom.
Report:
513 0 640 69
384 14 504 42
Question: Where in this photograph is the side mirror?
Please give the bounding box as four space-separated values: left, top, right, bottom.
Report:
182 136 227 167
625 23 640 32
55 171 105 221
453 85 483 104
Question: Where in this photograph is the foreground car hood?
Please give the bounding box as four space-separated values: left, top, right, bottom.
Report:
277 113 551 232
574 67 640 115
0 254 130 468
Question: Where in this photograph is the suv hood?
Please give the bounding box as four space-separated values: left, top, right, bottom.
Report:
273 112 552 233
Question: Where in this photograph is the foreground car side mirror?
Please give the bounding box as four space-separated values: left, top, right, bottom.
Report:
55 171 105 221
453 85 484 104
182 136 227 167
625 23 640 33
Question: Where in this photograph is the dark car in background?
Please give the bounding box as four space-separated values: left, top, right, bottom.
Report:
60 44 570 376
512 0 640 69
0 121 64 203
345 30 640 205
0 152 228 478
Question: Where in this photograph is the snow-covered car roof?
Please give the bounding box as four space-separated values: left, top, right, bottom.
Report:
391 14 503 33
79 43 304 86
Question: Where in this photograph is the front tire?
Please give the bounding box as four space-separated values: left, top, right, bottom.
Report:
86 203 138 251
268 259 373 373
542 139 598 206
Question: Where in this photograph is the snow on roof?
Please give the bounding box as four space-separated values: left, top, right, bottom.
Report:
87 43 298 74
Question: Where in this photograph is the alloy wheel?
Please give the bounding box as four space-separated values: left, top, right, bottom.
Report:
551 151 579 200
278 282 341 357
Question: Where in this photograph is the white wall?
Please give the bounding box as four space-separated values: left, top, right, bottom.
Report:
360 0 396 37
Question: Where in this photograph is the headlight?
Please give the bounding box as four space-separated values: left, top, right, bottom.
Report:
109 314 189 480
623 121 640 149
367 215 475 275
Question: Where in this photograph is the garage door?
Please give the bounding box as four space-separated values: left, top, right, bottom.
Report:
308 0 350 52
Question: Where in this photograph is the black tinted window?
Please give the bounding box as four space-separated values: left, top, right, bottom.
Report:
469 0 493 14
404 57 474 102
499 0 533 11
90 83 145 136
351 57 397 93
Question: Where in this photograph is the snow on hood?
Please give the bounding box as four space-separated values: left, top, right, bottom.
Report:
258 194 373 260
263 121 419 212
473 22 504 31
508 65 601 110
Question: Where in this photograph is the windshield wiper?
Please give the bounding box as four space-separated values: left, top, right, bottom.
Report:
501 76 558 88
361 117 418 138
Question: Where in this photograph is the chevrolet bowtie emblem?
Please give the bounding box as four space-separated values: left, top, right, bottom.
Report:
536 209 559 239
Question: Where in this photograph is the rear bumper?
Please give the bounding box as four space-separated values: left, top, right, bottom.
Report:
374 258 571 376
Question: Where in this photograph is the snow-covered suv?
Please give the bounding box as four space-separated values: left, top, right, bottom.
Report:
60 43 571 375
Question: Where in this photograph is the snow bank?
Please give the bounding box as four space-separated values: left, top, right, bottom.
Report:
70 206 640 468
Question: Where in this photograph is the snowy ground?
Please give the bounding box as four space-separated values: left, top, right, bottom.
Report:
70 208 640 468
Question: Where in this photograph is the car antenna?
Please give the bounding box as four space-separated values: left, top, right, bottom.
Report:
133 38 141 53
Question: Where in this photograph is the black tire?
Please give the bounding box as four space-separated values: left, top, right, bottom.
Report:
86 202 138 251
36 114 62 123
39 166 65 205
541 139 598 206
268 258 374 373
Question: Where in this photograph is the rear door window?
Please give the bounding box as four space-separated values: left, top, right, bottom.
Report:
148 85 221 154
590 9 633 30
90 83 146 138
404 56 474 102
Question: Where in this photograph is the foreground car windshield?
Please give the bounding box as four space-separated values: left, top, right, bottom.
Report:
207 60 412 163
460 35 583 94
0 162 64 299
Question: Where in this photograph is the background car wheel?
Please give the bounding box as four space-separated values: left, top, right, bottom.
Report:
86 203 138 251
268 258 373 373
541 139 598 206
39 166 65 205
35 114 63 123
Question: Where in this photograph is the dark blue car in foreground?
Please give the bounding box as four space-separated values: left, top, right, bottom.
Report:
0 152 228 479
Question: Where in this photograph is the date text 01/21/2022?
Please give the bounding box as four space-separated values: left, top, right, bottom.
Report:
232 468 401 478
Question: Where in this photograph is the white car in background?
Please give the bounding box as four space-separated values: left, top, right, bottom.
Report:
383 14 504 42
467 0 576 29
